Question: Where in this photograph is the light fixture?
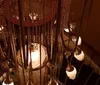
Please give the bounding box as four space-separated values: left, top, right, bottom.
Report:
64 28 72 33
74 48 84 61
17 43 48 69
66 64 77 80
2 81 14 85
64 28 70 33
72 36 82 45
2 73 14 85
28 43 48 68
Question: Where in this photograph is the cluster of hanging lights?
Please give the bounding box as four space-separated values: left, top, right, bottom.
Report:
64 23 84 80
0 0 93 84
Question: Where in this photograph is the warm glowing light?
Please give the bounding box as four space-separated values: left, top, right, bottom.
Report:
64 28 69 33
2 82 14 85
17 43 48 69
0 25 4 31
66 65 77 80
74 50 84 61
72 36 82 45
64 27 72 33
78 37 82 45
29 13 38 20
28 43 47 68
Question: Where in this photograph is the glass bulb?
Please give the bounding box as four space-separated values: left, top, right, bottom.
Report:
28 50 40 62
78 37 82 45
0 76 3 82
72 36 82 45
66 65 77 80
2 82 14 85
64 28 70 33
74 50 84 61
28 43 47 68
0 25 4 31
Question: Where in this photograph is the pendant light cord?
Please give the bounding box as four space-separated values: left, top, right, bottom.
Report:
69 0 89 64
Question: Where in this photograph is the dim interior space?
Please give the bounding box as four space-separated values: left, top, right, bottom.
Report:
0 0 100 85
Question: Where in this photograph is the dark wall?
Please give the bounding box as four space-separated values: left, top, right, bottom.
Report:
69 0 100 65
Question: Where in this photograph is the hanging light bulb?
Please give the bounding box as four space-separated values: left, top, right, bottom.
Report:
74 48 84 61
72 36 82 45
66 64 77 80
77 37 82 45
2 81 14 85
28 43 48 68
17 43 48 69
2 73 14 85
64 27 72 33
64 28 70 33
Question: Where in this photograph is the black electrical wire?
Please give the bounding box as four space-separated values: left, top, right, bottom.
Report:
69 0 93 84
69 0 88 65
95 76 100 85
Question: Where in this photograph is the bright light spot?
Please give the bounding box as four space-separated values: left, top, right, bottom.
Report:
66 65 77 80
29 13 32 20
2 82 14 85
28 43 47 68
29 13 38 20
0 25 4 31
64 28 69 33
54 20 57 24
64 27 72 33
74 50 84 61
28 50 40 62
72 36 82 45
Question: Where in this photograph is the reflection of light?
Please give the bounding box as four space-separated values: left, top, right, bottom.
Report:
28 50 40 62
72 36 82 45
33 16 37 20
64 28 72 33
29 13 38 20
66 65 77 80
64 28 69 33
74 50 84 61
0 25 4 31
28 43 47 68
78 37 82 45
29 13 32 20
0 76 3 82
54 20 57 24
2 82 14 85
16 16 19 20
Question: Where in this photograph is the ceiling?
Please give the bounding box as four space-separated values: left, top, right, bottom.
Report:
69 0 100 65
0 0 100 65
